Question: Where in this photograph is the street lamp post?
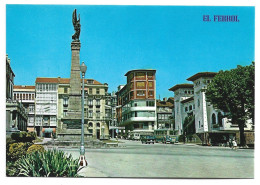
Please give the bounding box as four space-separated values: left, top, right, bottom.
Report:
79 61 87 167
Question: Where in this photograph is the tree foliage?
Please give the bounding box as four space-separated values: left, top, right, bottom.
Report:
206 62 254 146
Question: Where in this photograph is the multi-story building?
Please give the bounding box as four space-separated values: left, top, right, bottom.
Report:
35 78 58 137
57 78 110 139
169 72 253 144
6 55 28 134
106 91 118 138
13 85 36 132
156 97 174 130
116 69 157 137
169 84 194 135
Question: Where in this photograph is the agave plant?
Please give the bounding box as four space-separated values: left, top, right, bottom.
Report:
16 149 79 177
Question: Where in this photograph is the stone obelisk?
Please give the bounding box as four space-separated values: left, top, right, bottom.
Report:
58 9 83 139
67 41 82 118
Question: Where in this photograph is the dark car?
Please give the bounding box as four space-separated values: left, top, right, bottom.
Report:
141 135 155 144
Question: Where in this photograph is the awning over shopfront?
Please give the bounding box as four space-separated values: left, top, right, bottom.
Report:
42 128 56 133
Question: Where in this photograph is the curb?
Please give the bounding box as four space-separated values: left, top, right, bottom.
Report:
77 166 109 177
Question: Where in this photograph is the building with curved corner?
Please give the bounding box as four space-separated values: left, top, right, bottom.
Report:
116 69 156 137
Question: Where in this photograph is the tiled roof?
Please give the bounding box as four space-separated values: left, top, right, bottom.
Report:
35 78 59 83
14 85 35 89
187 72 217 81
36 77 103 85
169 84 193 92
156 100 174 108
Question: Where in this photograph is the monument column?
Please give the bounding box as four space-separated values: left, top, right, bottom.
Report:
68 41 82 117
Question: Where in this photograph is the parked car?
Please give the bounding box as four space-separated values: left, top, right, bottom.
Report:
141 135 155 144
163 136 175 144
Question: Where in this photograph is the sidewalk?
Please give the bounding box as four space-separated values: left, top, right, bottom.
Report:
77 166 109 177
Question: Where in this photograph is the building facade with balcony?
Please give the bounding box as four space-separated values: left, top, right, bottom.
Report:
6 55 28 134
13 85 36 132
116 69 157 137
156 97 174 130
169 72 253 145
35 78 58 137
106 91 118 138
57 78 110 140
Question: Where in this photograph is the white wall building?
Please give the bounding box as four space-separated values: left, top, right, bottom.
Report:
169 84 194 135
13 85 36 132
35 78 58 136
169 72 253 144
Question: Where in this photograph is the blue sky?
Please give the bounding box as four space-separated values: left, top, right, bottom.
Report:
6 5 254 98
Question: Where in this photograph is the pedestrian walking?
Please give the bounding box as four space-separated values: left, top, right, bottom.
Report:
229 138 232 148
232 139 238 150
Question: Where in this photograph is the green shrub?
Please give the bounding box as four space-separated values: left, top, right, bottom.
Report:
11 131 36 143
6 161 19 177
7 142 32 161
16 149 79 177
27 145 45 154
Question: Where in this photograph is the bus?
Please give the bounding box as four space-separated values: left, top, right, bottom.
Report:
128 130 154 140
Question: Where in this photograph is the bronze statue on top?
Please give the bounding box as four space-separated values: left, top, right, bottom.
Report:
72 9 81 41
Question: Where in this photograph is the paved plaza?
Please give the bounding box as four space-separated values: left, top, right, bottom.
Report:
59 139 254 178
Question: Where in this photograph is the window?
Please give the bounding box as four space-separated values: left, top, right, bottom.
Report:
130 82 134 89
184 91 187 94
89 88 92 94
136 81 145 88
96 99 100 106
185 107 188 112
189 105 192 111
137 90 145 96
64 87 68 93
136 72 145 78
88 99 93 106
89 110 93 118
96 88 100 94
148 82 153 88
148 91 154 97
197 99 200 107
212 113 216 125
147 72 153 78
146 100 155 107
218 112 223 127
63 97 68 106
96 122 100 127
29 105 35 113
63 110 68 117
88 122 93 127
96 111 100 118
87 80 93 84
